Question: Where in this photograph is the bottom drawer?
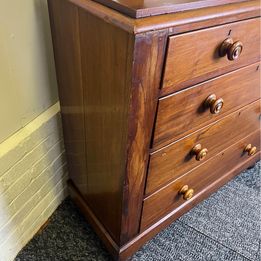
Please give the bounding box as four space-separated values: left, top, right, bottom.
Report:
141 130 260 230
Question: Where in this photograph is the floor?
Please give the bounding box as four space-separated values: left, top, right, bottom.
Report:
16 162 260 261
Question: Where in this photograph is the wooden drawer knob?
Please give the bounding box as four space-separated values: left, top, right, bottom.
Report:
219 38 243 61
205 94 224 114
179 185 194 200
191 144 208 161
244 144 257 156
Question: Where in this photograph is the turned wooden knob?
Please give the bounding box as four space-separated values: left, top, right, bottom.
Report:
191 144 208 161
205 94 224 114
244 144 257 156
179 185 194 200
219 38 243 61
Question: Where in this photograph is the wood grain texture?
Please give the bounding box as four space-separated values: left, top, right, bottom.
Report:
153 63 261 150
134 0 261 34
77 9 135 244
142 130 261 230
48 0 261 259
68 0 260 34
93 0 248 18
48 0 88 194
162 17 261 95
69 0 134 33
68 148 260 260
146 100 260 195
49 0 168 246
120 149 260 260
49 0 135 244
120 29 168 244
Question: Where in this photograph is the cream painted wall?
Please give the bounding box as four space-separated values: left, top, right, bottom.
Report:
0 2 68 260
0 0 58 143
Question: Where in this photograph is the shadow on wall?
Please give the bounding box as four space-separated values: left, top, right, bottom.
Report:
34 0 57 95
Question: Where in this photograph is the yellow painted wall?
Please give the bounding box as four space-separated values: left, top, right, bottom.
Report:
0 0 58 143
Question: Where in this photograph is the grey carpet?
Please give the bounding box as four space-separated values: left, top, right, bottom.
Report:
16 162 260 261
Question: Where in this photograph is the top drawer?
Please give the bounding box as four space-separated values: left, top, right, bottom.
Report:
162 18 261 95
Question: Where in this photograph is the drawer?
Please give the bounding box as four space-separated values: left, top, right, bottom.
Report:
141 130 260 230
153 63 260 150
162 18 260 95
146 100 260 195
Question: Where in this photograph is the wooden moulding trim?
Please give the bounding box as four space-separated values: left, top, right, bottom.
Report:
93 0 250 19
68 0 260 35
134 0 261 34
68 181 120 259
119 151 260 260
68 151 260 260
68 0 134 33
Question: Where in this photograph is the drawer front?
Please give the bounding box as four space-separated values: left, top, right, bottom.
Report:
146 100 260 195
153 63 260 150
162 18 260 95
141 130 260 230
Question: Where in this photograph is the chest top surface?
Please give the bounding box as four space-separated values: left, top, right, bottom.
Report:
92 0 250 18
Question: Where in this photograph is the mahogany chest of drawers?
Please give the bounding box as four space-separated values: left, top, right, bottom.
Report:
48 0 261 260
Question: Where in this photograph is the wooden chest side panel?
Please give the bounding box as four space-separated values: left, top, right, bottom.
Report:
48 0 88 202
49 0 169 245
49 0 135 244
78 10 135 244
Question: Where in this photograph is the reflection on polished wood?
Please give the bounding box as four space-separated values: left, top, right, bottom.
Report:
153 63 260 150
48 0 261 259
162 18 260 94
93 0 249 18
141 131 261 231
147 101 260 195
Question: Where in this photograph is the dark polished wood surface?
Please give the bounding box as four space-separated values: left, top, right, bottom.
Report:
146 100 260 195
48 0 168 246
69 0 260 34
68 181 120 258
142 130 260 230
69 138 260 261
93 0 249 18
48 0 261 259
48 0 88 195
153 63 260 150
162 17 261 95
120 29 168 244
78 9 134 244
49 0 135 244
